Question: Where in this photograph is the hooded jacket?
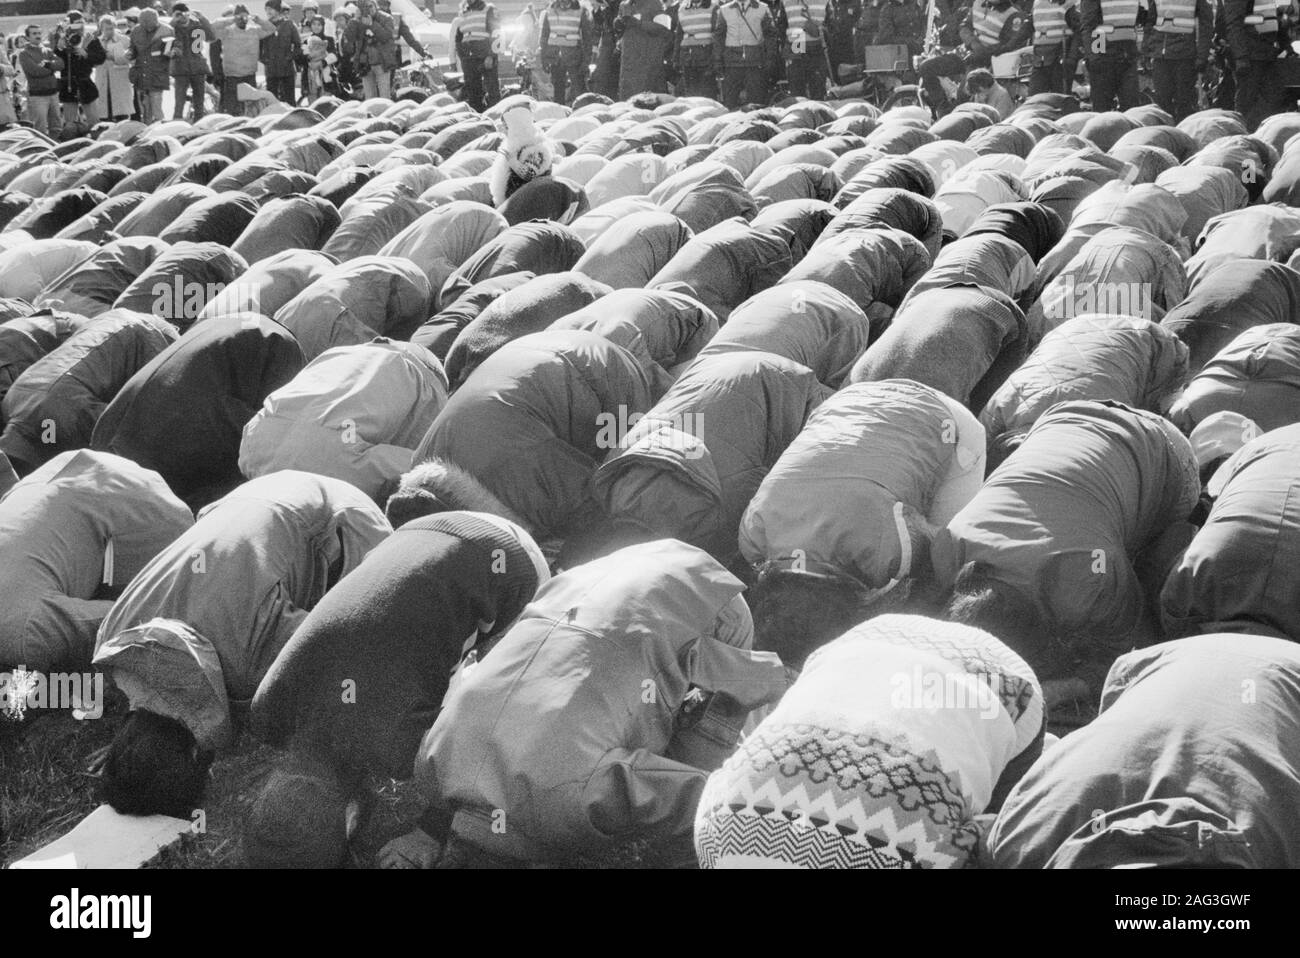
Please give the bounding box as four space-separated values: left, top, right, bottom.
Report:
93 471 391 752
1168 324 1300 433
647 160 759 234
251 511 549 780
0 450 192 672
197 249 336 323
230 195 343 265
90 315 305 511
377 200 509 292
0 311 83 412
696 615 1043 869
988 634 1300 868
414 539 789 862
240 340 449 501
740 381 985 587
931 400 1201 653
980 315 1190 453
0 310 177 475
438 220 586 312
1184 205 1300 290
36 236 171 318
573 209 694 290
781 226 931 318
1160 424 1300 641
409 330 655 541
592 350 829 561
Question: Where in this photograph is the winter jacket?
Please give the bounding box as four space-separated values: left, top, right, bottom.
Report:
443 272 613 389
850 283 1028 413
34 237 170 319
740 382 985 586
377 201 509 292
274 256 432 362
113 242 249 331
1184 205 1300 291
168 12 214 77
649 216 792 322
573 209 694 290
128 21 175 92
1159 259 1300 372
931 400 1201 662
781 225 931 317
551 287 719 397
0 310 177 475
964 200 1065 263
410 330 655 541
251 511 547 780
198 249 335 323
648 161 759 234
261 16 302 78
749 197 836 264
95 31 134 117
93 472 391 751
0 312 82 411
210 17 274 76
55 34 107 102
1168 324 1300 433
0 239 96 303
592 350 829 561
1153 165 1248 245
90 315 304 511
438 221 586 312
344 10 398 72
230 195 342 265
697 614 1042 869
903 233 1035 308
821 186 944 256
1161 425 1300 641
240 340 449 501
980 315 1190 453
698 280 873 390
415 539 789 864
0 450 192 672
989 634 1300 868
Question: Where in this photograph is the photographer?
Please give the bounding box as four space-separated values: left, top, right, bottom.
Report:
168 3 214 121
345 0 399 99
56 10 107 134
18 23 61 136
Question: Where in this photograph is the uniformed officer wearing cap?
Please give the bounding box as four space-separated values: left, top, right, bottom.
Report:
540 0 593 104
455 0 501 110
777 0 827 97
1080 0 1149 109
1029 0 1083 94
1145 0 1213 120
673 0 720 96
1224 0 1297 127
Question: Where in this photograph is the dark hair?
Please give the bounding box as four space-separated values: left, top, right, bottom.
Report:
943 561 1047 664
264 0 285 11
966 68 995 91
100 709 212 819
747 568 881 670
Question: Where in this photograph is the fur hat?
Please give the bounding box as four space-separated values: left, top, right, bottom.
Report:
385 458 530 532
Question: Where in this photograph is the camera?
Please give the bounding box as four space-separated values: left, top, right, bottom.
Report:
69 32 82 45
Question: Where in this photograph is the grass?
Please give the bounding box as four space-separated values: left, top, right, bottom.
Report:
1 677 1097 870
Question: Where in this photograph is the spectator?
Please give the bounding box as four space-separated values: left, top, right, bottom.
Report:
54 11 106 134
168 3 214 121
128 6 173 123
94 14 133 120
211 4 274 115
617 10 673 99
331 7 358 97
261 0 300 104
346 0 398 99
0 34 17 125
19 23 62 137
300 15 335 101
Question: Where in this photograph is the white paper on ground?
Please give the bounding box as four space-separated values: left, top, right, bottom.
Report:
10 805 191 870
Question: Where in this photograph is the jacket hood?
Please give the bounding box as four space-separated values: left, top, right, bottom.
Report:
93 617 232 751
1044 798 1257 869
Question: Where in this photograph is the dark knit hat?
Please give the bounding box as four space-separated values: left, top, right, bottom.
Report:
243 755 350 869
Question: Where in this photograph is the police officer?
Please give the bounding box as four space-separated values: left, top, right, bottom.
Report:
1029 0 1081 94
455 0 501 111
1081 0 1146 109
1225 0 1293 127
876 0 926 54
714 0 777 105
1146 0 1213 120
824 0 864 83
674 0 719 96
780 0 827 96
962 0 1031 67
541 0 594 104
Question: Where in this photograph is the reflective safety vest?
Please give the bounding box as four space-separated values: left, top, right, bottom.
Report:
785 4 824 47
973 3 1013 46
1095 0 1140 41
1154 0 1196 32
460 8 491 40
1032 0 1071 43
679 4 715 45
1245 2 1280 33
547 5 582 45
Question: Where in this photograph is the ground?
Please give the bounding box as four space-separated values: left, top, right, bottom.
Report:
0 678 1098 869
